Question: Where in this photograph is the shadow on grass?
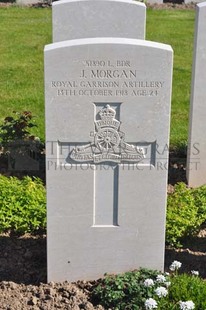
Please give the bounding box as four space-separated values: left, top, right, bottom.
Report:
168 144 187 185
0 145 187 186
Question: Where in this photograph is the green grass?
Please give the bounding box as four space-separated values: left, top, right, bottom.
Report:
147 8 195 148
0 6 52 141
0 6 195 146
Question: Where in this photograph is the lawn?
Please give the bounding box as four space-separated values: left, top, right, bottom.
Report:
0 6 52 140
146 8 195 148
0 6 195 146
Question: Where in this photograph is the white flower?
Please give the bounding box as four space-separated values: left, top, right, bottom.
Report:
191 270 199 276
156 274 166 283
165 281 171 287
165 272 170 276
144 278 155 287
179 300 195 310
155 286 168 298
34 136 40 141
169 260 182 271
145 298 158 309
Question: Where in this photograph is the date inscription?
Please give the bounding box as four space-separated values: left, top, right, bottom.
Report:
51 59 164 98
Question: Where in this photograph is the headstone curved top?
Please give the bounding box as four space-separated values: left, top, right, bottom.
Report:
52 0 146 42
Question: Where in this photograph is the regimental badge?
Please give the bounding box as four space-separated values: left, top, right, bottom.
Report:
69 104 145 164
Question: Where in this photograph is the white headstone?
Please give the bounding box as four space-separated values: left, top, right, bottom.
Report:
187 2 206 187
184 0 205 4
52 0 146 42
45 37 173 282
146 0 163 4
16 0 44 5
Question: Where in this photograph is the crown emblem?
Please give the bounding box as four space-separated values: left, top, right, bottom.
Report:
95 104 120 131
99 104 116 121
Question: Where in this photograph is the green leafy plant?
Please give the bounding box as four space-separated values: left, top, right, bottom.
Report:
0 111 44 171
0 111 37 145
168 273 206 310
0 175 46 234
93 268 161 310
92 263 206 310
166 182 206 247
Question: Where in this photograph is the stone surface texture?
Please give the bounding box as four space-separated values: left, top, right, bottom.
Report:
187 2 206 187
146 0 163 4
184 0 205 4
45 37 173 282
16 0 44 5
52 0 146 42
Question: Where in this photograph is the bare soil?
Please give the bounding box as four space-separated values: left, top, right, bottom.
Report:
0 225 206 309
